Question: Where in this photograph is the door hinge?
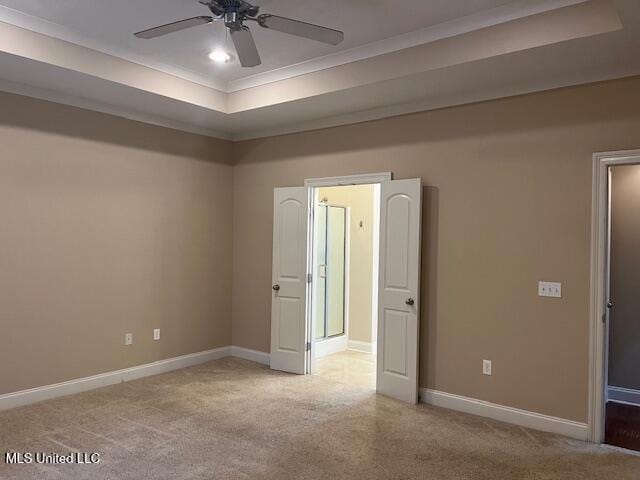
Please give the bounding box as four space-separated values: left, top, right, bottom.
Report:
306 342 311 352
307 273 313 284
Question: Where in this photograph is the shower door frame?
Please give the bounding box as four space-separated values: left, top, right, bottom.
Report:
313 202 350 358
314 202 349 341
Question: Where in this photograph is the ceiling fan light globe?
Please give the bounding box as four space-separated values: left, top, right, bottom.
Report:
209 49 233 64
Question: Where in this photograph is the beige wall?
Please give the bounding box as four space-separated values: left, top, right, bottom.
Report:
608 164 640 391
232 76 640 423
0 91 234 395
317 185 375 344
4 75 640 423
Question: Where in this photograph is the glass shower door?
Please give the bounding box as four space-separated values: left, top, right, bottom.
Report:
314 205 346 340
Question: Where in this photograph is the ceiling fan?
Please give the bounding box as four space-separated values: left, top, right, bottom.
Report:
134 0 345 68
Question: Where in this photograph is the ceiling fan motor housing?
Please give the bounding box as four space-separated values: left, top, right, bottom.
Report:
207 0 259 28
137 0 344 68
213 1 259 16
224 11 241 28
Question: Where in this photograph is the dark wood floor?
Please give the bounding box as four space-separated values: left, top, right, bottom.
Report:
605 401 640 451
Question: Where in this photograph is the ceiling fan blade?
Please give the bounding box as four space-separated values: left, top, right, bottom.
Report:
230 26 261 67
257 14 344 45
134 16 213 39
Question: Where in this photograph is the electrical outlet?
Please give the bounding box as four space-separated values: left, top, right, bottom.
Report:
538 281 562 298
153 329 160 341
125 333 133 346
483 360 492 376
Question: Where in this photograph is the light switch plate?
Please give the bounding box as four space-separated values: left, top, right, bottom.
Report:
538 281 562 298
483 360 492 376
125 333 133 346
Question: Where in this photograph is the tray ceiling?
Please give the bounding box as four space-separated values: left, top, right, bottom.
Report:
0 0 637 140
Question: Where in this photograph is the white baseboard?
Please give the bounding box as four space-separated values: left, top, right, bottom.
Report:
2 345 592 445
231 346 271 366
315 335 349 358
0 346 273 411
0 346 232 412
608 386 640 406
348 340 374 354
420 388 589 441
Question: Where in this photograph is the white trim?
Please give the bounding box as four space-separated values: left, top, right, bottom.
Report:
601 444 640 458
230 346 271 366
420 388 589 441
371 184 381 348
0 347 231 411
315 335 349 358
348 340 374 354
305 173 392 188
0 346 275 411
589 149 640 443
309 188 320 375
608 386 640 406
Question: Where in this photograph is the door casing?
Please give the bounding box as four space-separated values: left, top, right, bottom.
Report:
589 149 640 443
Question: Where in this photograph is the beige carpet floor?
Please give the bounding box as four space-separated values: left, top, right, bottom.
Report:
1 354 639 479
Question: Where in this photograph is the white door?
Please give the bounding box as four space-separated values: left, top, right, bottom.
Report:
270 187 310 374
377 179 422 403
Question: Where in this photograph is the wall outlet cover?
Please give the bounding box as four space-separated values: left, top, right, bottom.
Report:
125 333 133 346
153 329 160 341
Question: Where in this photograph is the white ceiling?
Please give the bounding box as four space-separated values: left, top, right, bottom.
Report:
0 0 514 88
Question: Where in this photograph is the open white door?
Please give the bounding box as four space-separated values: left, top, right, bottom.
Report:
270 187 309 374
377 179 422 403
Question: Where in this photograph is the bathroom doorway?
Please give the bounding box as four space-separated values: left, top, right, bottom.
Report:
311 185 378 389
270 172 423 403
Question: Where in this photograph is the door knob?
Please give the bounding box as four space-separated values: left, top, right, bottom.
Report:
607 301 613 309
272 284 280 291
405 298 415 306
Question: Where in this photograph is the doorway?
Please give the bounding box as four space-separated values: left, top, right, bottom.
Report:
311 185 379 390
604 163 640 451
269 173 423 404
590 150 640 446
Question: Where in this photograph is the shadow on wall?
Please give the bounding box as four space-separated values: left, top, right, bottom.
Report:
234 77 640 164
420 185 440 389
0 90 232 163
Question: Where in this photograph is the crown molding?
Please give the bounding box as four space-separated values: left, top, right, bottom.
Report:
231 71 640 142
0 78 233 140
0 0 589 95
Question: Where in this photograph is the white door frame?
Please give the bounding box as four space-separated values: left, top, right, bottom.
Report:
589 149 640 442
304 173 391 374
